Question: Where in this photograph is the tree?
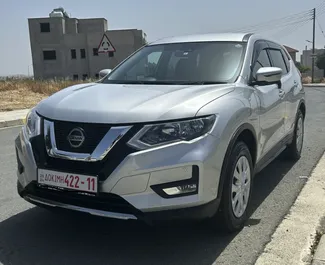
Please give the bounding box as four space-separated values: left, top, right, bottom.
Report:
316 52 325 77
295 62 310 74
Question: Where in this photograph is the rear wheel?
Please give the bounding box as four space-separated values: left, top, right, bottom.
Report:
285 109 304 161
218 141 254 232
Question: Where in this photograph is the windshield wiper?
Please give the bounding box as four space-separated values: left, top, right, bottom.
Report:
180 81 228 85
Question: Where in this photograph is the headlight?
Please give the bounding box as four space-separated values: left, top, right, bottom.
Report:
127 115 216 150
24 108 41 139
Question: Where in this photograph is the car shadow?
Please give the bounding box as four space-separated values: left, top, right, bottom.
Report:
0 153 296 265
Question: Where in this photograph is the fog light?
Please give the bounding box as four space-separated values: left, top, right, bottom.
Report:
163 184 197 196
150 165 199 198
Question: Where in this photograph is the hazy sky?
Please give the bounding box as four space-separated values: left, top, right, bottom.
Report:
2 0 325 76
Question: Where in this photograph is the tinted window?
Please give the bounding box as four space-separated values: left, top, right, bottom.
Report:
280 49 290 71
268 49 288 75
103 42 246 84
252 49 271 79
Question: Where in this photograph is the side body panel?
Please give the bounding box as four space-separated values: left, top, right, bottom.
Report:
251 40 286 156
266 41 304 135
283 57 306 134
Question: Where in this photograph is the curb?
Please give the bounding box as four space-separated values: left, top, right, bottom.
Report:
254 151 325 265
0 119 24 129
312 234 325 265
304 84 325 87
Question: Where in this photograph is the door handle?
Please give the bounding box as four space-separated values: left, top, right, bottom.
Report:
293 81 298 88
279 89 285 99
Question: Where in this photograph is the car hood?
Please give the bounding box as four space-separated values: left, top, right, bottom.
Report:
36 82 235 124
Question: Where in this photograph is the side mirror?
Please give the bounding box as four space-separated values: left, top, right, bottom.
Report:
98 69 112 78
255 67 282 87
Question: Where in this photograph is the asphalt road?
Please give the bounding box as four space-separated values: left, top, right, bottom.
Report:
1 87 325 265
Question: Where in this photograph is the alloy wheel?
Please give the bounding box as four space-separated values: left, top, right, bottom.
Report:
231 156 251 218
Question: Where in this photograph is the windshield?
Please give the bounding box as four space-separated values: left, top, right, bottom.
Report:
102 41 246 85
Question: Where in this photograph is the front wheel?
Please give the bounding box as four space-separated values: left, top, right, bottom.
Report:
285 109 304 161
218 141 254 232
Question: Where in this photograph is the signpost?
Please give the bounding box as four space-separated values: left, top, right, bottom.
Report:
96 33 116 79
98 34 116 53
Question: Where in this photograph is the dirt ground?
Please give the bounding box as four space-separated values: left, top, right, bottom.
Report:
0 79 91 111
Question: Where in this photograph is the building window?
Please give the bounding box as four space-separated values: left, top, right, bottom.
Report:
95 73 99 79
93 48 98 56
71 49 76 59
40 22 50 33
43 50 56 60
109 52 114 58
82 74 88 80
73 74 78 80
80 49 86 59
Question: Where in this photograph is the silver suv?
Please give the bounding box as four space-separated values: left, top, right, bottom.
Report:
15 33 305 232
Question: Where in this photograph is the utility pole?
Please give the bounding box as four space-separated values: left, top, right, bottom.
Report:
312 7 316 83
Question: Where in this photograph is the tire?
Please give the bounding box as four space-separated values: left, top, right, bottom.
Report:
285 109 304 161
218 141 254 232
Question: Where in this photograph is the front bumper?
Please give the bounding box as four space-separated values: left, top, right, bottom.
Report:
15 121 226 222
17 181 220 223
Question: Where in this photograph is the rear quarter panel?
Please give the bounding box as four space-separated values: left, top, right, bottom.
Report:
286 60 306 133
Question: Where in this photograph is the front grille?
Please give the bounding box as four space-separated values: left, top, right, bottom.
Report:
30 122 142 181
23 182 142 216
54 120 111 153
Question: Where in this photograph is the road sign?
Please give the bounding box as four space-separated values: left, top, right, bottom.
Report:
98 34 116 53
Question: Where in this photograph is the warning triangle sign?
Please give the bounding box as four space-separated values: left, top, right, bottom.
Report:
98 34 116 53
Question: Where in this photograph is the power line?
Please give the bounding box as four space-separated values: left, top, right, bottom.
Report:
316 1 325 15
230 13 312 32
220 9 313 33
228 15 313 35
316 16 325 39
316 0 325 9
219 3 325 35
317 6 325 15
224 17 313 35
272 19 312 39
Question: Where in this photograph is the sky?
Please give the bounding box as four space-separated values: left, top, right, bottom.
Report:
1 0 325 76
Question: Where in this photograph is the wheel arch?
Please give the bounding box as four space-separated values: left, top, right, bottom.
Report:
217 123 258 201
298 99 306 119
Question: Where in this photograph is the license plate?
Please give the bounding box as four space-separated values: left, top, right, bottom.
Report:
37 169 98 193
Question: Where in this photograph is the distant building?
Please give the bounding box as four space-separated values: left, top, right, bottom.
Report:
300 48 325 78
283 45 299 63
28 7 147 80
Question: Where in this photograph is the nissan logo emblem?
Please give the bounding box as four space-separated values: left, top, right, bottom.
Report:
67 128 85 148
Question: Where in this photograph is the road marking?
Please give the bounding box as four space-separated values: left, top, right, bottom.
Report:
254 151 325 265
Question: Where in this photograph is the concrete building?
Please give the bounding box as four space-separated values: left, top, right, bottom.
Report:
28 7 147 80
300 48 325 79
